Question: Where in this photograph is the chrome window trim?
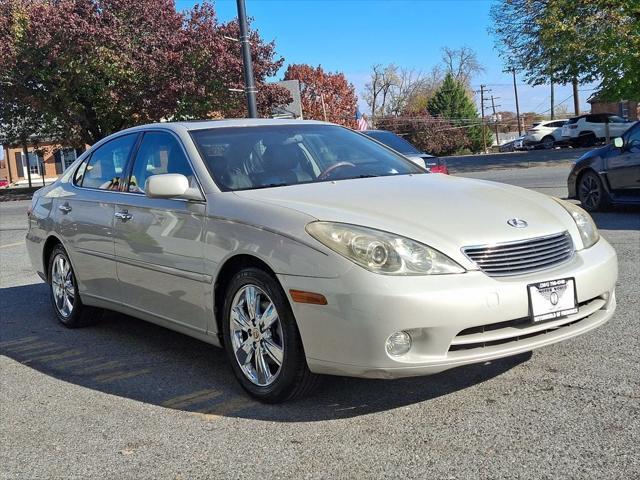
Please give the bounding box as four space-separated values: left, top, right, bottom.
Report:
69 128 206 204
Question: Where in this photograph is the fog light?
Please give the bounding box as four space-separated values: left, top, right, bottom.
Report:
386 331 411 356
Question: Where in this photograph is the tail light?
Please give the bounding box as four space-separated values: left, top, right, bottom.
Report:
430 162 448 175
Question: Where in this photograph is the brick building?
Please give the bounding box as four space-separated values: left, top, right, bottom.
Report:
0 141 84 186
588 98 639 120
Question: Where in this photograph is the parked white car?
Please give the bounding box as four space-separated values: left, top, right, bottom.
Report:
561 114 636 147
524 119 568 149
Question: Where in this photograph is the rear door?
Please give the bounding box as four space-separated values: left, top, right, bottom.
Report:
113 130 209 334
57 133 139 302
608 115 634 137
607 124 640 194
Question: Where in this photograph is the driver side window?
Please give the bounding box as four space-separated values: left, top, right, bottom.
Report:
128 132 196 193
625 125 640 151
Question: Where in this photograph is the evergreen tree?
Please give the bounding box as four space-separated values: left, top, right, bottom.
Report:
427 73 491 152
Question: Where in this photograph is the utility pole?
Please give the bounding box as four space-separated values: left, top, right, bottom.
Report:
572 78 580 116
236 0 258 118
490 95 500 146
550 78 555 120
511 69 522 135
480 85 487 153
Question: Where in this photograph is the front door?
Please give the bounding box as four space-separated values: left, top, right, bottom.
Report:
607 124 640 195
114 131 209 334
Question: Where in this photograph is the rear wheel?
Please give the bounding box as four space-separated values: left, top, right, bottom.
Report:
580 132 596 147
541 135 555 149
578 171 608 212
48 244 101 327
222 267 319 403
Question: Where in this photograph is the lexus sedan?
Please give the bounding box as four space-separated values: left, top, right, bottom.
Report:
27 119 617 403
568 121 640 211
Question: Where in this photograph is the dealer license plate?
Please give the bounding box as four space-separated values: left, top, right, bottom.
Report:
527 278 578 323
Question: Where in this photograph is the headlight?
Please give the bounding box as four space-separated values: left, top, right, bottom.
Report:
554 199 599 249
306 222 465 275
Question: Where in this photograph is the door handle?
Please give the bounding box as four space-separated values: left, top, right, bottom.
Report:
114 210 133 222
58 204 72 214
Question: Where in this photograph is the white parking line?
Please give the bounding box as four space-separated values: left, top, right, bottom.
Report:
0 242 24 249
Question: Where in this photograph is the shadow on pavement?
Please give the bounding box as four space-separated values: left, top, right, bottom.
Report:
1 282 530 422
590 206 640 232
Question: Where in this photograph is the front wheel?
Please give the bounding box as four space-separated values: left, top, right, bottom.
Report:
578 171 608 212
222 268 319 403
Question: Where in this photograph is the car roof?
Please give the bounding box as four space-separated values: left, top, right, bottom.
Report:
540 119 568 124
119 118 333 134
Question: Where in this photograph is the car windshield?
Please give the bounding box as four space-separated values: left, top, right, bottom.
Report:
363 130 422 155
190 124 425 191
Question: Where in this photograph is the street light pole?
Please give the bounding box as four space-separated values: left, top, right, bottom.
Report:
236 0 258 118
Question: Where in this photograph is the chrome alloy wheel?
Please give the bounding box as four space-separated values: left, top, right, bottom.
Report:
51 253 75 318
229 284 284 386
579 174 601 210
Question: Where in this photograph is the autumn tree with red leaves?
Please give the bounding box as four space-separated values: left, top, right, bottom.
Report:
283 64 357 128
0 0 290 145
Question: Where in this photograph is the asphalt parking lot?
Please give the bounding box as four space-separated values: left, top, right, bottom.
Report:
1 158 639 479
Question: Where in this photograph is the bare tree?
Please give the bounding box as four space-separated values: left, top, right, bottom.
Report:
387 68 426 117
441 47 485 85
364 64 399 124
404 66 444 113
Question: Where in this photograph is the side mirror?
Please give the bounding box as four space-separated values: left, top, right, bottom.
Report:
145 174 203 201
613 137 624 149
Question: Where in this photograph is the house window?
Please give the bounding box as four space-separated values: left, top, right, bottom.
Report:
61 149 77 171
18 152 44 177
621 101 629 119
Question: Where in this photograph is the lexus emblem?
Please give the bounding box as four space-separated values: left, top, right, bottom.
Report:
507 218 528 228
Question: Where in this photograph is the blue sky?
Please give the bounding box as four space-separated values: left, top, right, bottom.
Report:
176 0 596 115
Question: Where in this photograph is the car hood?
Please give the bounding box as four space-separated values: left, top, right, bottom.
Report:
577 144 612 162
234 174 580 267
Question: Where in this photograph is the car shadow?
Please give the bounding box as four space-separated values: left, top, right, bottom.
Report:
1 282 531 423
590 206 640 232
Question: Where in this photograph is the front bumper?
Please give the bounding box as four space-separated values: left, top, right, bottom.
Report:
279 237 617 378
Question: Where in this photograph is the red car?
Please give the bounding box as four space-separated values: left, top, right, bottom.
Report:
362 130 449 174
0 178 10 188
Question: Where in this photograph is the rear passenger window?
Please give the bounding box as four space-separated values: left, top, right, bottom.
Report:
128 132 197 193
80 134 137 190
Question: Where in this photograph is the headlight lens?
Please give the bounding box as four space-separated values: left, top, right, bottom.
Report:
306 222 465 275
554 199 599 249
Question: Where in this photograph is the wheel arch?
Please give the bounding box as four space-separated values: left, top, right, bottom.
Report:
213 253 282 343
42 234 65 282
576 165 612 195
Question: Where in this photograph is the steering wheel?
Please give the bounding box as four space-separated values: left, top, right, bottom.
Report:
317 162 356 180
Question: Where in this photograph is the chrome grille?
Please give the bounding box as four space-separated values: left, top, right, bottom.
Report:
462 232 574 276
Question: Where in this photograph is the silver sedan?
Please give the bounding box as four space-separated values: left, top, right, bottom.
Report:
26 120 618 402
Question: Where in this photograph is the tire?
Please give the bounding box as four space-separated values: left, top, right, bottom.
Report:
577 171 609 212
580 132 596 147
48 244 102 328
222 267 319 403
541 135 555 149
